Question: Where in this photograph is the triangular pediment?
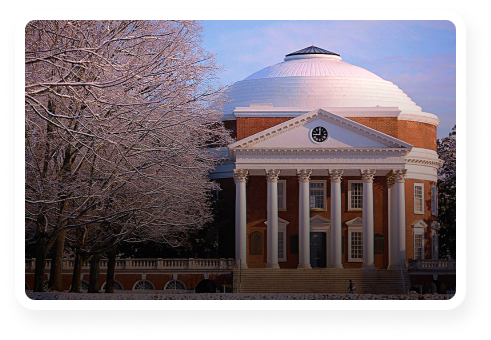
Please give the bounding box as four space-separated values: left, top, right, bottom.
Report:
264 217 290 226
411 220 428 229
310 215 331 224
229 108 412 150
345 217 363 226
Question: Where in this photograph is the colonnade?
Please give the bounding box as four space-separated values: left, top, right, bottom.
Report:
233 168 408 270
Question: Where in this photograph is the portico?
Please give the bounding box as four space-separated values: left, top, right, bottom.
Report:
229 109 413 270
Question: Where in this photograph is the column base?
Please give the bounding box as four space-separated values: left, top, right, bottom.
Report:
266 263 280 269
331 263 344 269
297 263 312 269
387 264 401 271
238 263 248 269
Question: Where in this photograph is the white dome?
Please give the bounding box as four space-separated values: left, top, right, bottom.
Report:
223 47 422 116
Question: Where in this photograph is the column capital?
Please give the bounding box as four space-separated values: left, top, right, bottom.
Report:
360 169 376 183
393 169 408 183
296 169 312 183
265 169 281 182
233 169 248 183
386 170 395 188
328 169 344 183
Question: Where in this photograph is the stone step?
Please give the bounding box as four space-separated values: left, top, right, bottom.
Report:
233 269 405 294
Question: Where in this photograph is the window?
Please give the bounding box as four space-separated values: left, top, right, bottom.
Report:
278 180 287 210
348 181 363 210
414 234 424 260
346 217 363 262
164 280 186 291
133 280 155 291
264 218 289 262
350 231 363 262
431 184 438 216
310 180 326 210
414 183 424 214
411 220 427 260
278 224 287 262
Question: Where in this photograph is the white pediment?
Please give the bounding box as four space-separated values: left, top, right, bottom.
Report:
264 217 290 226
310 215 331 224
345 217 363 226
411 220 428 229
229 108 413 150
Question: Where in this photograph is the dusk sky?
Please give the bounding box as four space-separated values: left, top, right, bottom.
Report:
15 10 466 138
200 20 456 139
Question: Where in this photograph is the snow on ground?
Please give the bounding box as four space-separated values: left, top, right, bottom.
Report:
26 292 454 300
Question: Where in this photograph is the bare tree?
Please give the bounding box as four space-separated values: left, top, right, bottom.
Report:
25 20 232 292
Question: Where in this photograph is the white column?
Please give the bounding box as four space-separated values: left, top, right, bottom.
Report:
233 169 248 269
431 222 441 260
265 169 281 269
393 169 407 266
361 169 376 270
297 169 312 269
387 171 399 270
328 169 344 269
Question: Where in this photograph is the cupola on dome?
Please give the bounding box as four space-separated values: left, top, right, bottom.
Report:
223 45 424 116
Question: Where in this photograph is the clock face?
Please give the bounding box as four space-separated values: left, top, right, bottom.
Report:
311 126 328 143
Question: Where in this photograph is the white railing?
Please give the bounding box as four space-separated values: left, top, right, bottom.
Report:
408 259 456 271
25 258 235 271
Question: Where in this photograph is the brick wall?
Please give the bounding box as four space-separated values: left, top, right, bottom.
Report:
236 117 293 140
234 116 437 150
24 272 233 292
404 178 438 261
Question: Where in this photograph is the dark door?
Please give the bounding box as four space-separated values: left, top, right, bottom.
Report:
310 232 327 268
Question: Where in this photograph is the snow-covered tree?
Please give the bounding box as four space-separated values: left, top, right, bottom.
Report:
437 126 456 259
25 20 232 292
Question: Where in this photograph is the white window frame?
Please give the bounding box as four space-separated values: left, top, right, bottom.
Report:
309 180 326 210
277 180 287 211
414 233 424 260
414 183 424 214
348 228 363 262
348 180 363 211
346 217 363 262
278 224 287 262
264 218 289 262
411 220 428 260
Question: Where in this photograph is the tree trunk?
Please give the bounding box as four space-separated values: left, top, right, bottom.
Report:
33 214 48 292
69 252 85 293
48 230 67 291
33 236 47 292
105 245 117 293
88 253 101 293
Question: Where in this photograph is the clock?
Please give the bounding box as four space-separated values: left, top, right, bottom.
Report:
311 126 328 143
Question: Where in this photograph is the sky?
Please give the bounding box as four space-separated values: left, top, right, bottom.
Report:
200 20 456 139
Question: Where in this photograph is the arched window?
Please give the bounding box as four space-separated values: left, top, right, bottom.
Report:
101 280 124 291
164 280 186 291
132 280 155 291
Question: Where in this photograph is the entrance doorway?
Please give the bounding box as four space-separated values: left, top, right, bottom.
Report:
310 232 327 268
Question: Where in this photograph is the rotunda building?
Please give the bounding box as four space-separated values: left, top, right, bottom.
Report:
213 46 442 273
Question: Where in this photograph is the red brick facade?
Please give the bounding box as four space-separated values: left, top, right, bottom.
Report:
234 116 437 151
229 114 439 269
24 272 232 292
